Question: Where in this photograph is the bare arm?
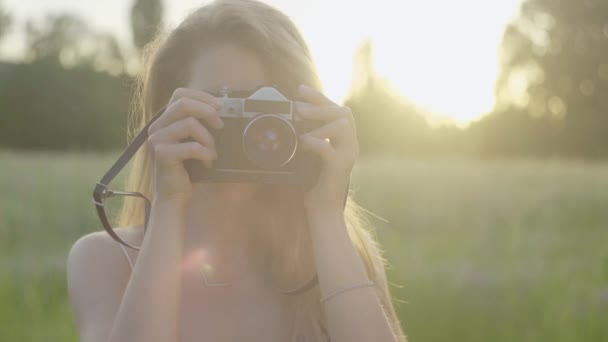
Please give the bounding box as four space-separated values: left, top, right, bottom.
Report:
106 197 188 342
67 197 189 342
67 87 224 342
307 208 399 342
294 84 401 341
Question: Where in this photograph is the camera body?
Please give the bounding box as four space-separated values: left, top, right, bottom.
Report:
183 86 324 186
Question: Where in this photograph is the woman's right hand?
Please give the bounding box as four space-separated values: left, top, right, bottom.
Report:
147 88 225 202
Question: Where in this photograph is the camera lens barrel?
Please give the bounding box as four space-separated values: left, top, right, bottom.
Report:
242 114 298 169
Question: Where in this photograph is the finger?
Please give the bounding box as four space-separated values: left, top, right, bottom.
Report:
296 103 353 123
149 97 224 135
148 117 217 157
299 135 335 161
169 87 223 110
153 141 217 168
298 84 336 106
302 117 351 142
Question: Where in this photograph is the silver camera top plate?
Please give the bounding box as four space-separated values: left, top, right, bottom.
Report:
217 86 303 120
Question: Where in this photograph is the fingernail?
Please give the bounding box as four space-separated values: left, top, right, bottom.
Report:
214 98 224 108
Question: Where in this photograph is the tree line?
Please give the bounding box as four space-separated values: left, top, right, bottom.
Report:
0 0 606 159
0 0 161 151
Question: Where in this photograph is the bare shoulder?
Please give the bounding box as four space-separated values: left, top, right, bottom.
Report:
66 226 143 342
67 226 143 277
67 225 143 276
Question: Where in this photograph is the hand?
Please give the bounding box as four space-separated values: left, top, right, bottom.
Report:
147 88 225 203
296 84 358 214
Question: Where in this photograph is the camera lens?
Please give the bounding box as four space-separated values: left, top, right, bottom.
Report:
242 114 297 169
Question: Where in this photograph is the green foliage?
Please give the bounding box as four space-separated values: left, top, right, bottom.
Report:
0 150 118 341
0 61 131 150
480 0 608 158
131 0 163 52
25 14 88 63
354 156 608 342
344 41 468 158
1 150 607 342
0 10 131 151
24 13 126 74
344 0 608 159
0 0 10 41
1 0 607 159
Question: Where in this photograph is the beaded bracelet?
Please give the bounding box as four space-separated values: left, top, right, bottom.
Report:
320 279 375 304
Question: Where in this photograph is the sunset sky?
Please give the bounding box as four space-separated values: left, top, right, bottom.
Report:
2 0 522 127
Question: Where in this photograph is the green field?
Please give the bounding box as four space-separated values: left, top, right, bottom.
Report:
1 149 607 342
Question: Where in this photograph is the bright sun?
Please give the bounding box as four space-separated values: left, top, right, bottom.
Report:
3 0 523 129
301 0 523 128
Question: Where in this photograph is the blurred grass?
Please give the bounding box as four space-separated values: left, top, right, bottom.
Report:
1 149 607 341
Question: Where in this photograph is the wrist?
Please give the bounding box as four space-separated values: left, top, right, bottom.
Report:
146 194 190 236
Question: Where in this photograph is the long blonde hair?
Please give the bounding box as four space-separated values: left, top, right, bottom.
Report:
117 1 406 340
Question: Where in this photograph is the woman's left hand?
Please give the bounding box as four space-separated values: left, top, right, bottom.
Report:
296 84 359 214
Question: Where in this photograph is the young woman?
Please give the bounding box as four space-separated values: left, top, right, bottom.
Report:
66 0 406 341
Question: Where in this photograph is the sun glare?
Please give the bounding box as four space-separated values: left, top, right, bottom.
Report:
3 0 522 128
305 0 523 128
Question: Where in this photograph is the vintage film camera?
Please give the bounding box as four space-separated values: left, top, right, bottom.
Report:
183 86 324 186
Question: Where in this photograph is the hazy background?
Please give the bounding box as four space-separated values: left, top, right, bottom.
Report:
1 0 607 341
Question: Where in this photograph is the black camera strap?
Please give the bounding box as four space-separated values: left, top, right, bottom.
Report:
93 100 350 231
96 106 166 191
92 97 350 297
